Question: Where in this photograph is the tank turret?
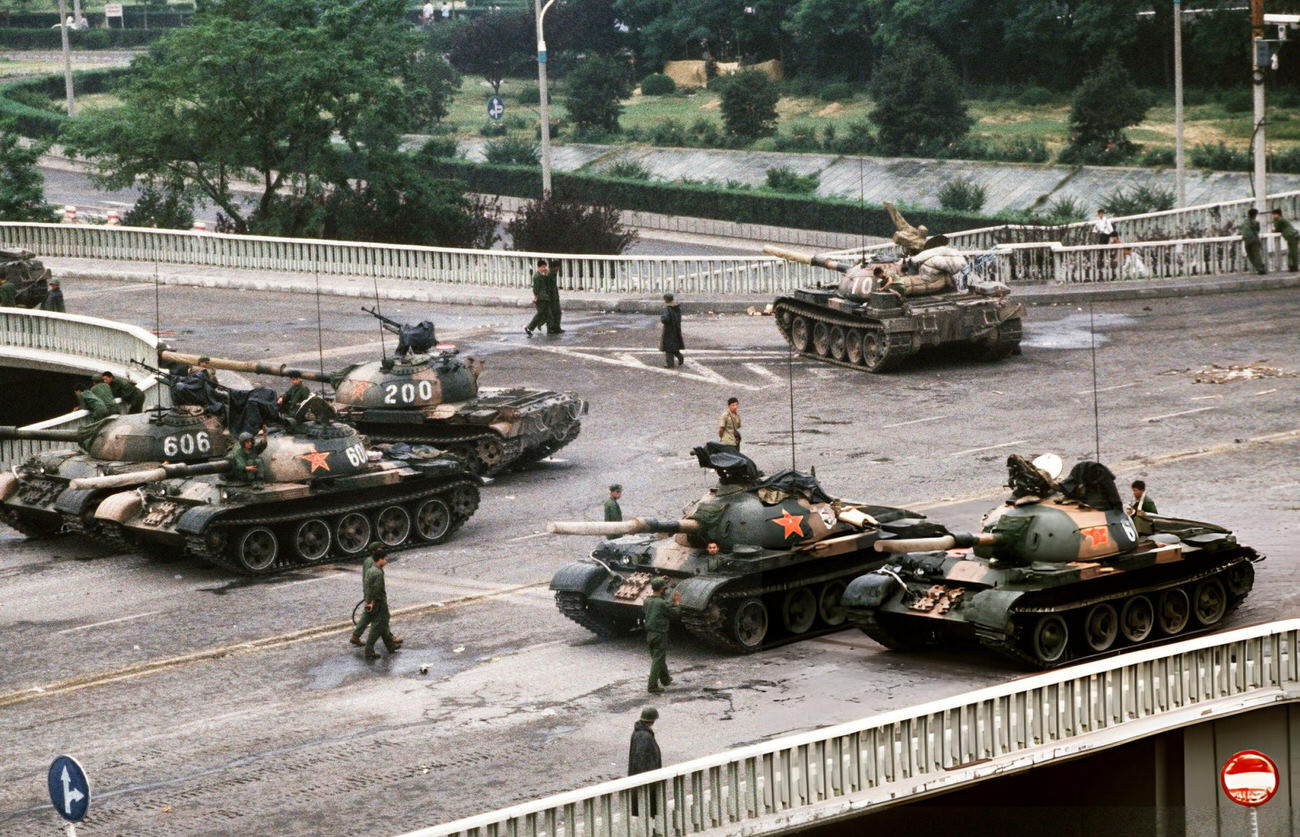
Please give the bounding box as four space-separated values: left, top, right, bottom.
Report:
1 247 51 308
548 443 946 653
840 453 1262 668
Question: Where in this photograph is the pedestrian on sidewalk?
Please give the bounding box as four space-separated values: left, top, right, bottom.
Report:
628 706 663 817
659 293 684 368
1271 208 1299 271
1092 209 1115 245
40 279 65 312
1242 209 1267 275
718 397 741 449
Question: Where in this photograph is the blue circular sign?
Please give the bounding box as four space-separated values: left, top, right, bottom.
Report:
48 755 91 823
487 96 505 121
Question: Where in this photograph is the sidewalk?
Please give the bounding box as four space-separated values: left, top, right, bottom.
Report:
45 257 1300 315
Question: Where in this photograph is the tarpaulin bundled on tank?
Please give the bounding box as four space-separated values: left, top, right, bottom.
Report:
692 443 761 484
397 321 436 357
227 387 279 437
1058 461 1124 511
754 468 833 505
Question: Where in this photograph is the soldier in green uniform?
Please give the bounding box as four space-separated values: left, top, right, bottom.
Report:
73 381 113 421
643 576 679 693
718 397 741 449
278 371 311 418
362 547 403 660
225 430 268 482
0 275 17 307
544 259 564 334
603 484 622 539
525 260 557 337
102 371 144 414
1127 479 1157 514
349 542 387 646
1271 209 1299 271
88 378 120 415
1241 209 1267 275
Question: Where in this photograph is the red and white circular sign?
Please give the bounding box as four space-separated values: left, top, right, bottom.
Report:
1221 750 1280 807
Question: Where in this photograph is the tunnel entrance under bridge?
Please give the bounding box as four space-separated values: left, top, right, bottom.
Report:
0 367 86 427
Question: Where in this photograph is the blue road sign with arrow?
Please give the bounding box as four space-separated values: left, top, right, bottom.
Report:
487 95 505 120
48 755 91 823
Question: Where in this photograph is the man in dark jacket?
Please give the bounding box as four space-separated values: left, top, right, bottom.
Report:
628 706 662 816
659 293 684 368
526 260 561 336
41 279 65 312
102 371 144 414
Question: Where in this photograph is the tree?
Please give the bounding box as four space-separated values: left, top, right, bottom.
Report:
448 9 532 96
0 127 53 221
123 182 194 229
409 35 463 128
1066 51 1150 158
506 194 637 255
565 54 632 136
717 69 779 142
868 42 971 156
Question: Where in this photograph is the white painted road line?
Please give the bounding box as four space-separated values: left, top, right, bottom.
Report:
742 362 784 382
529 345 764 390
56 610 163 635
951 440 1029 457
883 415 950 429
1144 406 1217 422
506 532 550 542
1074 382 1138 395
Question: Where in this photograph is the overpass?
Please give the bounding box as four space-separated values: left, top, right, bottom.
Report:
403 620 1299 837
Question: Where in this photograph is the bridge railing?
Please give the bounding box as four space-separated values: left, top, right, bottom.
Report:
403 620 1300 837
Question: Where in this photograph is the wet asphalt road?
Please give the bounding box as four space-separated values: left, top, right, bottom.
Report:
1 282 1298 835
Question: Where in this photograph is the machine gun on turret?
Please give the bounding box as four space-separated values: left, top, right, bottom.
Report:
363 306 437 357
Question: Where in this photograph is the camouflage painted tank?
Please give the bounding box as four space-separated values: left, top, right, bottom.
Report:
159 309 585 475
73 408 480 574
764 243 1023 372
0 407 229 538
1 247 51 308
840 454 1262 668
547 444 947 652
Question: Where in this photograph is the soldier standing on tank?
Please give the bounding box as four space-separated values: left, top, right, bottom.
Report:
644 576 680 693
349 542 386 646
225 429 268 482
627 706 662 817
525 260 555 337
1242 209 1267 275
0 275 15 307
73 381 113 421
278 371 310 417
363 547 404 660
41 279 65 312
659 293 684 368
102 371 144 414
718 397 741 449
1127 479 1157 515
1271 208 1299 271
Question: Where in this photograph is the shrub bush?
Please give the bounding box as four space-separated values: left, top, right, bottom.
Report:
1041 195 1088 223
772 123 820 152
484 135 539 165
515 84 540 105
420 135 460 159
1190 141 1247 171
639 73 675 96
0 27 164 49
764 166 819 195
817 82 854 102
479 120 507 137
716 69 779 142
1140 147 1176 167
937 177 987 212
1220 88 1253 114
823 119 877 154
1016 85 1055 106
1101 184 1175 216
605 159 651 179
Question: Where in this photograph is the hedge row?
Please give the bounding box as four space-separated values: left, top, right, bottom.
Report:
0 27 167 48
419 157 1010 238
0 69 128 139
1 5 193 28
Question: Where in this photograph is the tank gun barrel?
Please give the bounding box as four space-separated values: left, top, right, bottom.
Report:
0 425 83 442
70 460 232 491
547 517 703 536
158 351 331 384
874 532 997 554
763 245 854 274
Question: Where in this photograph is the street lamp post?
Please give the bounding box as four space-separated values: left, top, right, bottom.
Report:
57 0 75 116
1173 0 1185 208
1251 0 1267 213
535 0 557 197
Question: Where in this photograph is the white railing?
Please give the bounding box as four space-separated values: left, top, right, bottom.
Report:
403 620 1300 837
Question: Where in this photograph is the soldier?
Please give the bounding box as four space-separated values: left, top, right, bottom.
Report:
659 293 684 368
225 430 268 482
40 279 65 312
89 376 120 415
102 371 144 414
363 547 404 660
1127 479 1157 515
627 706 662 817
278 371 310 417
73 381 113 421
195 356 219 385
0 275 16 307
1271 208 1299 272
604 483 623 540
643 576 680 693
525 260 555 337
1242 209 1267 275
349 542 386 646
544 259 564 335
718 397 741 449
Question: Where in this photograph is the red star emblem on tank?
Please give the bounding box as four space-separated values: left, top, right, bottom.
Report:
771 509 805 539
348 381 370 402
300 450 331 472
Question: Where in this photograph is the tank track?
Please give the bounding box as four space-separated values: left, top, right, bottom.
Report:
773 299 911 372
186 478 480 575
555 591 637 637
845 610 940 652
365 425 578 476
0 509 62 539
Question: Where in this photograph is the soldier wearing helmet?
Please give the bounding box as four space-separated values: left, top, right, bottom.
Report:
643 576 680 693
225 428 268 482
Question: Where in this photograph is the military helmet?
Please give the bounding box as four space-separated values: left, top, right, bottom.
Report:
640 707 659 722
368 542 389 557
651 576 667 591
238 432 254 442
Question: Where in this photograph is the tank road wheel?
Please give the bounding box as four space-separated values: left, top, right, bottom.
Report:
790 317 812 352
234 527 278 574
780 588 817 635
292 518 332 563
1192 578 1228 626
1030 614 1069 666
1226 562 1255 596
334 512 371 556
728 597 769 653
1156 588 1191 635
828 327 848 361
474 437 506 472
812 322 832 357
1081 603 1119 652
860 330 888 373
817 581 847 626
844 330 865 366
412 497 453 543
1119 596 1155 644
373 505 412 547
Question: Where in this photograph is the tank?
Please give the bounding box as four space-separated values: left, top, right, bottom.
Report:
840 454 1263 668
1 247 51 307
547 443 948 652
0 407 229 538
158 308 586 475
764 243 1024 372
74 413 480 574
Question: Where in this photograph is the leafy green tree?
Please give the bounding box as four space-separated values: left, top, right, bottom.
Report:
717 69 779 142
868 42 971 156
0 127 53 221
123 182 195 229
1067 51 1150 156
408 37 463 128
783 0 878 80
565 54 632 135
506 194 637 254
448 9 532 96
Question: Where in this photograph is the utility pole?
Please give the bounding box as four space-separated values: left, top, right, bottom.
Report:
535 0 556 197
1251 0 1267 213
1173 0 1185 208
57 0 75 116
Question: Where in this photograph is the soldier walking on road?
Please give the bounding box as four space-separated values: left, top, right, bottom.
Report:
349 543 385 646
718 397 741 449
1271 209 1299 271
102 371 144 414
526 260 563 337
644 576 679 693
659 293 684 368
363 547 404 660
628 706 663 817
41 279 65 312
1242 209 1267 275
73 381 113 421
0 275 16 307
